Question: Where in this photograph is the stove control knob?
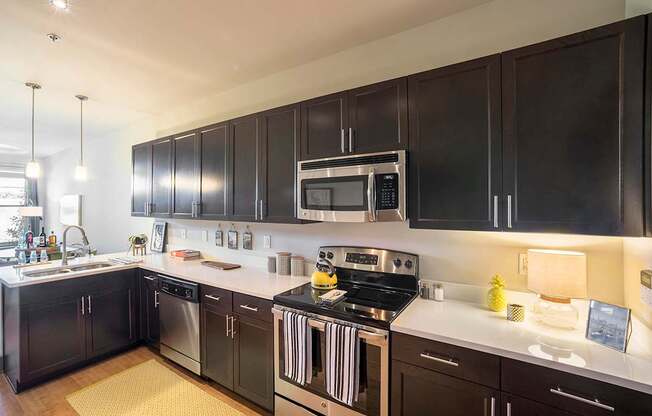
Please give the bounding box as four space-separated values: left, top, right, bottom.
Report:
319 251 326 259
327 252 334 260
393 258 402 268
404 259 413 269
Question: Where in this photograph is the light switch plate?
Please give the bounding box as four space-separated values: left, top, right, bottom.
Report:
518 253 528 275
263 235 271 249
202 230 208 242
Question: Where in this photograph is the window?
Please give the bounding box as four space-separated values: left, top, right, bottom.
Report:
0 168 27 248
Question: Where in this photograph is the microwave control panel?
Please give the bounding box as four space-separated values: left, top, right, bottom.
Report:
376 173 399 210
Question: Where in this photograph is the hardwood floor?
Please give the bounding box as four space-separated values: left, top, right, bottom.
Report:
0 346 268 416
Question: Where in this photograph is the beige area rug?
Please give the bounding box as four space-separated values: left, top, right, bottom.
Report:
66 359 245 416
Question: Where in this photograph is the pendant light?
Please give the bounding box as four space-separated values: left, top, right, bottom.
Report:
74 95 88 181
24 82 41 179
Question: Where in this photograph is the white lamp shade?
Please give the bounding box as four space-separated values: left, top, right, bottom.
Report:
75 164 87 181
18 206 43 217
25 161 40 179
527 249 587 299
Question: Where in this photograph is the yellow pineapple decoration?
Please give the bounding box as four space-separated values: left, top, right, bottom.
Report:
487 274 507 312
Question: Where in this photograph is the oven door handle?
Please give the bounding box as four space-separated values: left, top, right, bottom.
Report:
272 308 387 346
367 169 377 222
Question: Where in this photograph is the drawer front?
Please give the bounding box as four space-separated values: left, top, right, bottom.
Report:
502 358 652 416
233 293 272 323
200 285 232 313
391 332 500 388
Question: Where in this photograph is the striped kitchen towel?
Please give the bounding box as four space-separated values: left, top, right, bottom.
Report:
325 322 360 406
283 310 312 385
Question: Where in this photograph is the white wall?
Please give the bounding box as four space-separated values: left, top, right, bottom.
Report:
43 0 631 305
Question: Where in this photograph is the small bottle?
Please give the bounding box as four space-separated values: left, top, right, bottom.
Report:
434 284 445 302
40 249 48 263
48 231 57 247
38 227 47 247
25 226 33 248
29 250 38 264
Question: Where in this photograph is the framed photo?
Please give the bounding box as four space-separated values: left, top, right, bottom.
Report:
585 300 632 352
243 230 253 250
227 230 238 250
215 229 223 247
151 221 167 253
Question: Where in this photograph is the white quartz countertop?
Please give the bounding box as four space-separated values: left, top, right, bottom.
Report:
0 253 309 300
392 297 652 395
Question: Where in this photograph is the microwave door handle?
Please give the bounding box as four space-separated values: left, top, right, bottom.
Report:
367 169 377 222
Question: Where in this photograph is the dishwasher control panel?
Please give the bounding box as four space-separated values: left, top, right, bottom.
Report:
160 275 199 303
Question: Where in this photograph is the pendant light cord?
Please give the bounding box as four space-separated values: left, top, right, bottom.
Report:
30 85 35 162
80 98 83 165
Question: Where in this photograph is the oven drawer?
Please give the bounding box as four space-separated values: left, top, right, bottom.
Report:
234 293 272 322
501 358 652 416
201 285 232 313
391 332 500 388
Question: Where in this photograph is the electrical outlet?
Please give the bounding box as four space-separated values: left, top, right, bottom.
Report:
518 253 528 275
179 228 187 240
202 230 208 242
263 235 271 249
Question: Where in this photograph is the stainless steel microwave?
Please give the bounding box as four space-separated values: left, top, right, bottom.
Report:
297 150 406 222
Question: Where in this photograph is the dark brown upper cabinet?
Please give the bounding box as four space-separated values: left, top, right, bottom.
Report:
171 132 199 219
198 123 230 220
149 137 173 217
408 55 502 231
258 104 302 223
229 114 260 222
347 77 407 154
300 92 347 160
131 142 151 217
645 14 652 237
300 78 407 160
501 16 645 236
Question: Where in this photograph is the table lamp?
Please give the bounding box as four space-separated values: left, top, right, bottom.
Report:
527 249 587 329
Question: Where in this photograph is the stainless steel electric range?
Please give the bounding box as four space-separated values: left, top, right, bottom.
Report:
273 246 419 416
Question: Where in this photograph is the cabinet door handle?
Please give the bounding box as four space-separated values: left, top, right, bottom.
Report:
341 129 346 153
490 397 495 416
259 199 264 221
419 352 459 367
205 294 221 302
154 290 159 308
225 314 231 337
493 195 498 228
87 295 92 314
507 194 512 228
230 316 236 339
550 387 614 412
81 296 85 316
239 304 259 312
506 402 511 416
349 128 354 152
143 275 156 281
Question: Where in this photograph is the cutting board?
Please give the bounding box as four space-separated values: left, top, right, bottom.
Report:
200 260 241 270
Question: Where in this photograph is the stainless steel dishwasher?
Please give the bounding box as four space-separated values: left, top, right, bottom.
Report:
159 275 201 375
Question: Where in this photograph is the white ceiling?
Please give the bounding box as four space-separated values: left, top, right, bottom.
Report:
0 0 489 159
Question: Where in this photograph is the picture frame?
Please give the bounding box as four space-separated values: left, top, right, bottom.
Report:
227 230 238 250
585 299 632 352
215 229 223 247
243 229 253 250
151 221 167 253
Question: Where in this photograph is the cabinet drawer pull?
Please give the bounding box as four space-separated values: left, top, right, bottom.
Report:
506 402 511 416
239 304 259 312
493 195 498 228
550 387 614 412
341 129 346 153
419 352 459 367
349 128 354 152
143 275 156 281
507 194 513 228
154 290 159 308
87 295 92 314
205 294 221 302
490 397 495 416
81 296 85 316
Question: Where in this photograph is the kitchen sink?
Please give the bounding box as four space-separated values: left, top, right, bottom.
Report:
22 262 115 278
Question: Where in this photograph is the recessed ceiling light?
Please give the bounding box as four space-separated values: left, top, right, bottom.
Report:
49 0 69 10
47 33 62 43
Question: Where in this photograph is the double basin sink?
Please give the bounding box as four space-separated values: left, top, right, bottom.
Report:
21 262 115 278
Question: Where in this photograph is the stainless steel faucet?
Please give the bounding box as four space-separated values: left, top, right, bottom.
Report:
61 225 90 266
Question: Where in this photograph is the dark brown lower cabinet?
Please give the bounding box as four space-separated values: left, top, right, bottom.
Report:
502 393 574 416
201 287 274 411
391 360 499 416
233 313 274 411
2 270 139 392
140 273 160 347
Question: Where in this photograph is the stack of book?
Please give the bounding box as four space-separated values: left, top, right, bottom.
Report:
169 249 201 261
